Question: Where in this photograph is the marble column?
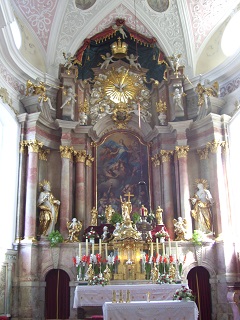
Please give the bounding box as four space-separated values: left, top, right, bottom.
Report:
151 154 161 210
160 150 174 239
175 146 192 238
24 140 43 241
207 140 228 238
85 154 94 228
15 141 27 242
75 150 87 228
196 146 210 181
59 146 74 236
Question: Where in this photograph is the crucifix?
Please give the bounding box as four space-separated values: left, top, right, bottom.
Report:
124 191 134 203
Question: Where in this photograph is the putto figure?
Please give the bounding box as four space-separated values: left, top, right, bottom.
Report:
173 217 187 241
66 218 82 242
38 180 60 236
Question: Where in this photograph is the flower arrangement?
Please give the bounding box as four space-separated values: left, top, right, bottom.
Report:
156 273 175 284
173 285 195 301
48 230 64 247
192 229 205 245
155 228 169 239
73 254 90 280
86 227 99 239
89 274 108 286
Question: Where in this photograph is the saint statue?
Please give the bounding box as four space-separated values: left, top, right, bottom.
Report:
38 180 60 236
155 206 163 225
90 207 98 226
103 265 111 284
86 263 94 283
190 180 214 234
66 218 82 242
105 204 114 224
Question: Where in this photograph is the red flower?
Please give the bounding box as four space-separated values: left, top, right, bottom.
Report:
72 257 76 265
145 254 149 263
169 255 174 263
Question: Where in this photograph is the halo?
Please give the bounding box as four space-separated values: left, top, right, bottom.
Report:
39 179 51 190
194 178 209 189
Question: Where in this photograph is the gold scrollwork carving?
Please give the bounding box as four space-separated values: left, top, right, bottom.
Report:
197 147 209 160
160 150 174 162
59 146 75 159
220 141 228 154
175 145 189 158
19 140 28 153
26 140 43 153
151 154 160 167
207 140 221 153
39 149 50 161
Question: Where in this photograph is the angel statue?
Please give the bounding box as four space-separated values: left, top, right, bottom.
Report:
173 217 187 241
168 53 182 74
126 54 141 70
66 218 82 242
195 79 219 109
100 52 115 69
63 52 77 69
37 180 60 237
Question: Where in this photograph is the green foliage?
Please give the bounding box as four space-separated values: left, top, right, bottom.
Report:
191 229 204 246
110 212 123 225
132 212 141 224
48 230 64 247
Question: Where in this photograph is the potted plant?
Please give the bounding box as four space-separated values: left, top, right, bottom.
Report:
132 212 141 225
110 212 123 225
48 230 64 247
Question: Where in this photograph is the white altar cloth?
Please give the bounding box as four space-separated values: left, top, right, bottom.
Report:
73 284 182 308
102 300 199 320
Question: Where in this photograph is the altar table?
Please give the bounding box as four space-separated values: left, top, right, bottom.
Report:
73 284 182 308
102 300 199 320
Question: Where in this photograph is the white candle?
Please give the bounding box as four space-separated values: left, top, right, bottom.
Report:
99 239 102 255
176 241 178 260
168 239 171 255
156 238 159 255
162 242 165 256
86 239 88 256
79 242 82 260
105 243 108 258
150 242 153 257
92 241 94 255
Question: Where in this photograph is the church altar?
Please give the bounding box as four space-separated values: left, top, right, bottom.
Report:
102 300 199 320
73 283 182 307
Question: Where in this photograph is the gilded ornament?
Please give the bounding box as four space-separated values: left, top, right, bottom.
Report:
206 140 221 153
151 154 160 166
59 146 74 159
175 145 189 158
27 140 43 153
160 150 173 162
39 149 50 161
86 154 94 166
197 148 209 160
156 99 167 113
74 150 87 163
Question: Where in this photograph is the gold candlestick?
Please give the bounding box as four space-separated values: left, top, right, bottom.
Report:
119 290 123 303
112 290 116 303
126 289 131 303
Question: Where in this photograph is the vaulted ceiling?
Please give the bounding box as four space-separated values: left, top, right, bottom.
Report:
3 0 240 85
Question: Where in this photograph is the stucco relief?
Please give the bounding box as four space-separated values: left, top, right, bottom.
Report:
75 0 96 10
147 0 169 12
0 62 25 94
220 76 240 97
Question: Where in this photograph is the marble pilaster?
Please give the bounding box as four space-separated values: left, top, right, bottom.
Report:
160 150 174 239
24 140 42 241
151 154 162 210
85 154 94 228
175 146 192 238
59 146 74 236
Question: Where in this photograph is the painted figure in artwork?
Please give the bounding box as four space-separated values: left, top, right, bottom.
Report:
38 180 60 236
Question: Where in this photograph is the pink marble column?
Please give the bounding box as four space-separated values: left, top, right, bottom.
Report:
160 150 174 239
59 146 74 236
85 154 94 228
16 141 27 241
175 146 192 237
151 154 161 209
207 140 228 237
24 140 43 241
75 150 86 227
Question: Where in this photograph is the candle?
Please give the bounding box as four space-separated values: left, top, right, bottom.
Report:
92 241 94 255
176 241 178 260
150 242 153 257
99 239 102 255
168 238 171 255
79 242 82 260
162 242 165 256
105 243 108 258
156 238 159 255
86 239 88 256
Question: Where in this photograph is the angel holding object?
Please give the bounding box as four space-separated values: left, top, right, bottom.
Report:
63 52 77 69
60 87 77 109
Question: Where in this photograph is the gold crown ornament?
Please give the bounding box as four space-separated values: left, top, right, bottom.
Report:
111 38 128 58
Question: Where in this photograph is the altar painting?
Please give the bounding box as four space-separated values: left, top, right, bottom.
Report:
97 132 149 216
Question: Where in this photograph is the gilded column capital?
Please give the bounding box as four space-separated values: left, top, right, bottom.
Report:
74 150 87 163
175 145 189 158
160 150 174 162
39 149 50 161
19 140 27 153
151 154 160 166
207 140 221 153
221 141 228 154
197 147 209 160
86 154 94 167
26 140 43 153
59 146 75 159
